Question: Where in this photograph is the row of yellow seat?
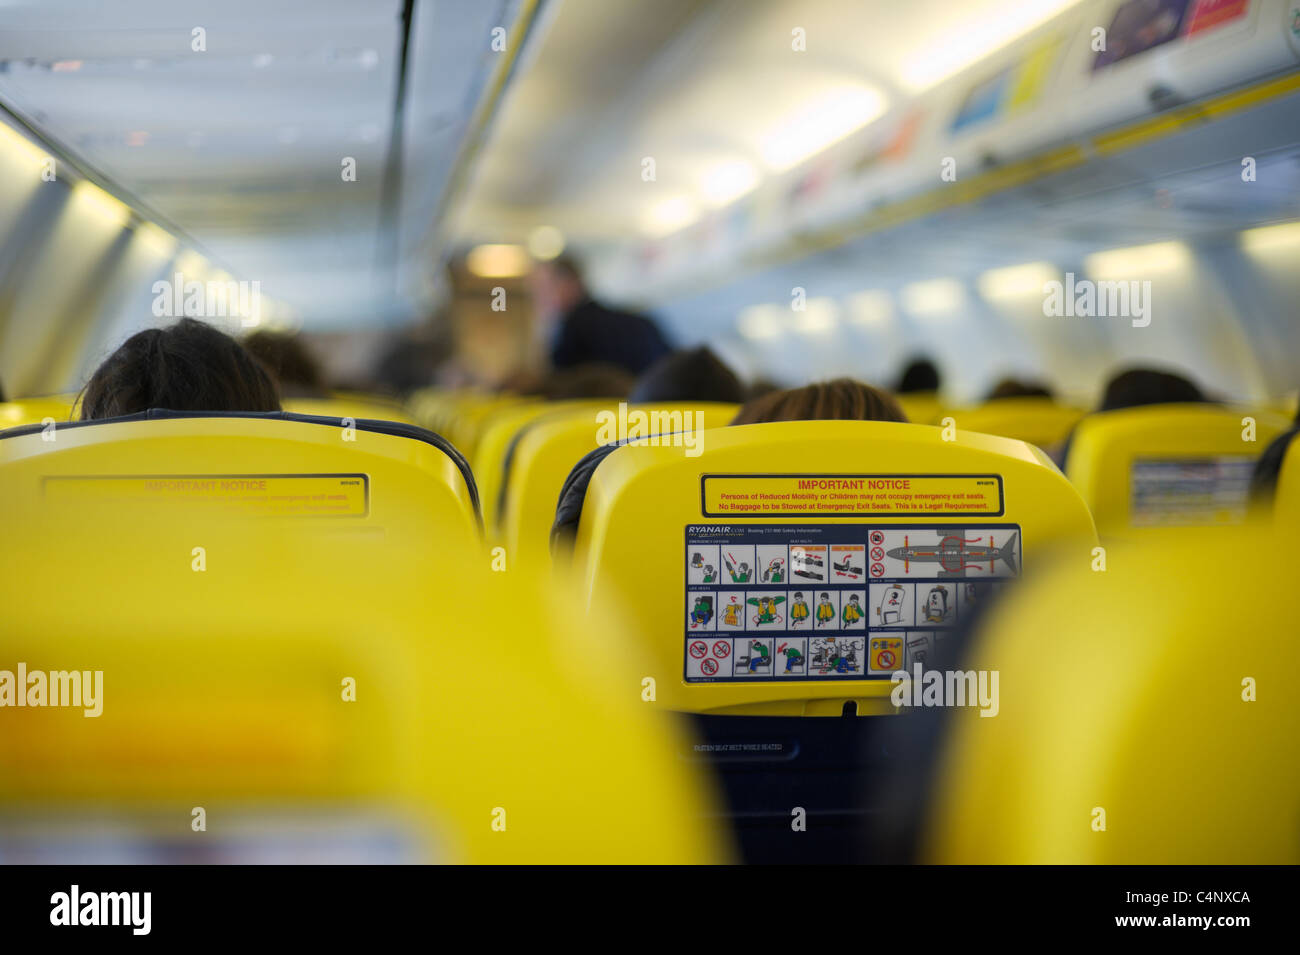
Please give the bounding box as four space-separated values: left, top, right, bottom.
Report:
2 391 1297 861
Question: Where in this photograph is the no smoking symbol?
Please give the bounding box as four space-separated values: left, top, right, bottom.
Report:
870 546 884 560
712 640 731 658
877 649 896 668
871 562 886 577
689 641 707 659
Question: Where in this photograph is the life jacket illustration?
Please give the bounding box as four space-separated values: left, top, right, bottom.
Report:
923 586 950 623
746 594 785 625
722 597 743 628
689 595 714 628
876 585 905 625
815 592 835 626
778 642 804 673
842 594 863 625
790 592 810 624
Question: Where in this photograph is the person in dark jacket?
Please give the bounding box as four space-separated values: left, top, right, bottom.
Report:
528 255 671 375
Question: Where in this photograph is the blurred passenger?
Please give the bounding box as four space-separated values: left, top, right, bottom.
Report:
538 362 635 400
373 326 455 397
79 318 281 420
628 347 746 404
1097 367 1206 412
529 255 671 375
1057 366 1209 468
745 378 782 402
731 378 908 425
243 330 327 398
986 378 1054 401
895 358 941 394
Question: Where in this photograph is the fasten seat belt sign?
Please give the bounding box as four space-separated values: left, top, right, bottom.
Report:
701 474 1004 518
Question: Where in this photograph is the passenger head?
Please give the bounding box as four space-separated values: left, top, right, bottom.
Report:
730 378 908 426
628 347 746 404
1097 367 1205 413
896 358 941 394
987 377 1054 401
79 318 281 420
243 330 326 398
537 362 634 400
528 254 588 326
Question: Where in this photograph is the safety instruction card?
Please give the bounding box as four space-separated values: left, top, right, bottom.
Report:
684 523 1021 683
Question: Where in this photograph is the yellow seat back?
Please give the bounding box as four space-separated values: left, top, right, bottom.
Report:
949 398 1085 450
1064 403 1288 538
924 525 1297 863
0 411 722 861
0 413 482 627
472 399 615 538
504 402 739 572
566 420 1096 715
895 392 944 425
0 395 77 429
1272 429 1300 530
0 571 723 863
408 389 536 460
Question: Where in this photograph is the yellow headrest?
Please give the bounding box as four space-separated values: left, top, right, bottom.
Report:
283 393 418 426
567 419 1095 716
924 524 1297 863
504 401 739 572
1064 403 1289 539
895 392 945 426
0 395 77 429
947 398 1085 450
0 570 725 863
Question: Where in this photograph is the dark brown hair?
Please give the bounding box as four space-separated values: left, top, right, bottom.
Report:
79 318 281 420
730 378 908 426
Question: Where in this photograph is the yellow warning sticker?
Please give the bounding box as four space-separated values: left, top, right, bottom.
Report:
701 474 1003 517
44 474 368 517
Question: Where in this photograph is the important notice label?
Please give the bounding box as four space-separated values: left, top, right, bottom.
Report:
701 474 1003 517
44 474 368 517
